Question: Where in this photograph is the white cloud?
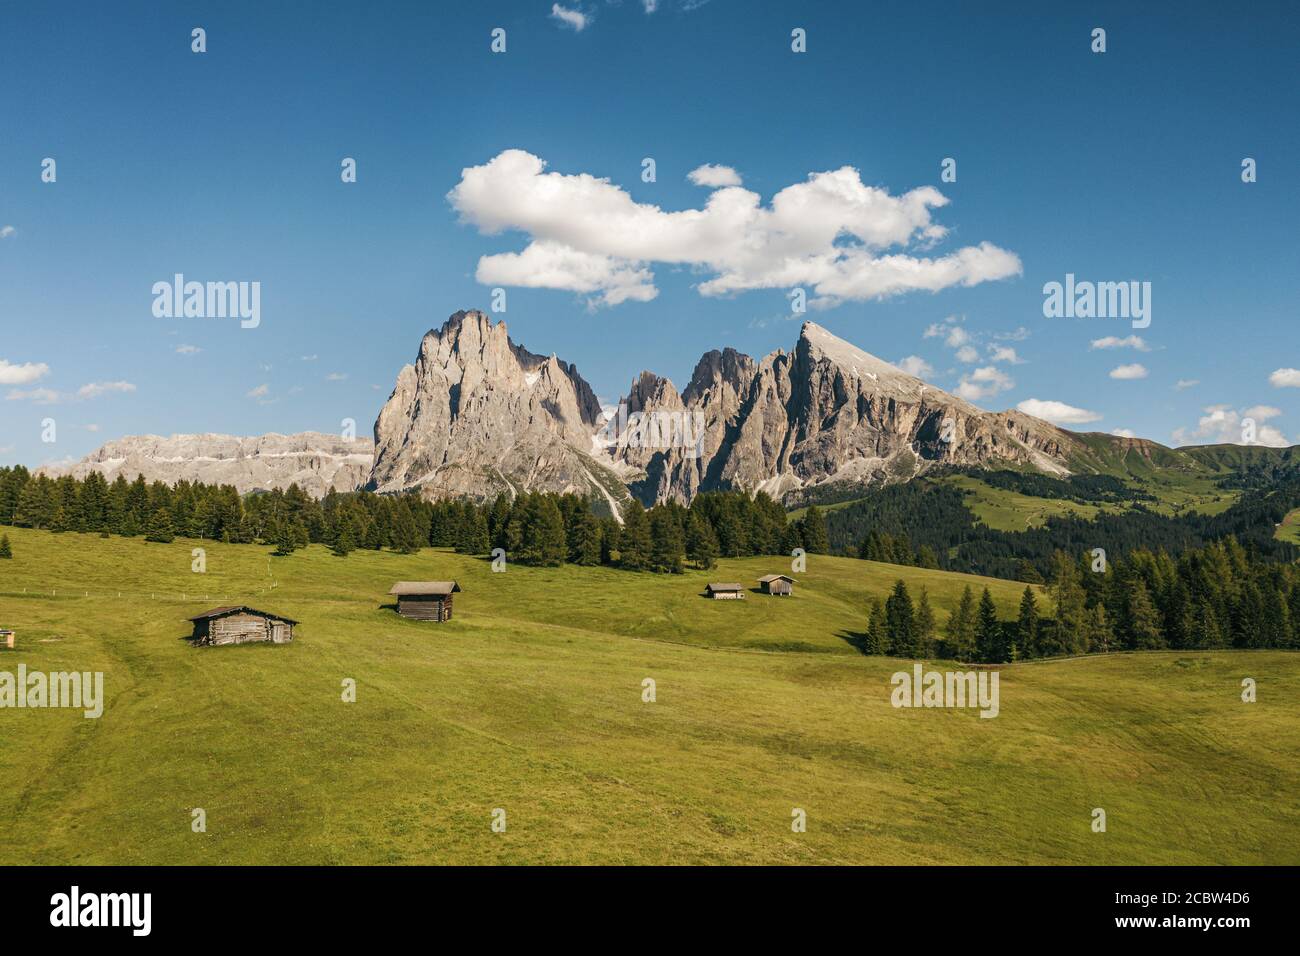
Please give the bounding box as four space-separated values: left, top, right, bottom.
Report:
1173 404 1290 448
550 4 589 30
327 372 348 381
84 424 101 433
994 327 1030 341
1243 404 1282 421
77 381 136 399
988 345 1022 364
246 384 270 399
1090 335 1149 351
895 355 933 379
5 387 60 404
1175 378 1199 390
1110 428 1137 438
176 344 201 355
301 354 319 362
1109 363 1148 380
956 366 1013 402
0 225 15 239
1269 368 1300 388
0 359 50 385
448 150 1021 308
687 164 742 188
955 345 979 363
642 0 659 11
1017 398 1102 425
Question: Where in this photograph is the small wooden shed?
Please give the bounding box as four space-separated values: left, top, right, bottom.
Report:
390 581 461 621
189 606 297 646
0 628 14 650
757 574 795 596
705 583 745 600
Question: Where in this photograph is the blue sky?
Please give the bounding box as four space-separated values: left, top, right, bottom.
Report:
2 0 1298 467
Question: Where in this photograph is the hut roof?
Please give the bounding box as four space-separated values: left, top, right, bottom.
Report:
389 581 462 596
188 606 299 625
757 574 795 584
706 583 744 592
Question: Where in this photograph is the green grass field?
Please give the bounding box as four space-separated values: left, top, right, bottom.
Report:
1276 508 1300 545
1 526 1297 865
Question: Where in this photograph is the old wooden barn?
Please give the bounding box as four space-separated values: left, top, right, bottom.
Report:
757 574 795 596
705 583 746 600
189 606 297 646
390 581 461 621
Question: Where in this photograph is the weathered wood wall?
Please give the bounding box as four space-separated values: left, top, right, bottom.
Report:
397 595 452 621
198 614 294 645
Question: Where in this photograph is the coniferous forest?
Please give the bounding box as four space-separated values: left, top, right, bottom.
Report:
2 463 1298 661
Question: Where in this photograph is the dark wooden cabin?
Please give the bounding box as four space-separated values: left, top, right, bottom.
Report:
189 606 297 646
389 581 461 621
757 574 795 596
705 583 745 600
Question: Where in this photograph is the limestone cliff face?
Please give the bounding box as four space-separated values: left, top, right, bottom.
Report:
368 310 625 506
369 312 1129 508
609 321 1088 505
40 433 373 498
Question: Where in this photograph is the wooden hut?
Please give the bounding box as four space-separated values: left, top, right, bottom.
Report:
757 574 795 596
0 628 14 650
705 583 745 600
390 581 461 621
189 607 297 646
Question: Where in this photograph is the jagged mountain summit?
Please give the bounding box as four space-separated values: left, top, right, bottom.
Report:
368 311 1181 510
368 310 629 511
39 432 374 498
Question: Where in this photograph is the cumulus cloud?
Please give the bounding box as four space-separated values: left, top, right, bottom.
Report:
895 355 934 379
988 345 1022 364
0 225 15 239
687 164 742 188
1090 335 1149 351
0 359 50 385
6 379 135 404
1111 428 1137 438
176 344 201 355
246 384 270 399
1017 398 1102 425
5 387 60 404
1173 404 1290 448
448 150 1021 308
1269 368 1300 388
955 345 979 363
550 4 589 30
1109 363 1148 380
956 366 1013 402
77 381 136 400
1175 378 1199 390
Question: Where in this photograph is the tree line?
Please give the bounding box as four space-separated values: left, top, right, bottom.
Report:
0 466 832 570
861 537 1300 662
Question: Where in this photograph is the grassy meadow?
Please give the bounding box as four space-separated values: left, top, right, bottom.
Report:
1 525 1297 865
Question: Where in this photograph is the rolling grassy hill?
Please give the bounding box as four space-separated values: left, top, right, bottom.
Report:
1 526 1297 865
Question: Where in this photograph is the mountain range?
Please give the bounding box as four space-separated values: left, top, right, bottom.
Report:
43 310 1285 507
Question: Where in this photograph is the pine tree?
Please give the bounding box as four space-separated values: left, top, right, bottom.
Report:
145 507 175 543
568 509 603 566
331 522 356 557
1084 602 1112 654
1049 551 1088 655
684 510 719 570
273 525 297 556
864 599 888 655
1016 587 1040 659
649 507 685 573
800 505 829 554
975 587 1001 663
885 580 917 657
0 534 11 559
1124 578 1165 650
619 499 651 570
914 586 937 657
942 585 977 660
